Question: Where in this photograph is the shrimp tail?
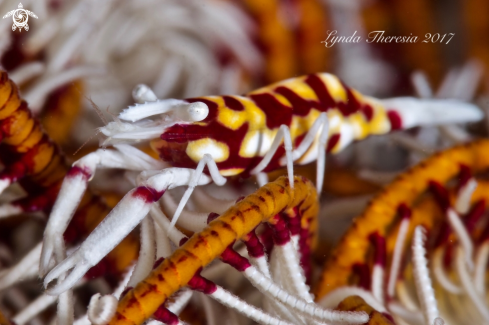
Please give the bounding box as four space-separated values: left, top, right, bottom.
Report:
381 97 483 129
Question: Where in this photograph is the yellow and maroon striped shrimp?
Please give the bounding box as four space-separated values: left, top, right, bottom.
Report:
147 72 479 178
0 69 138 282
107 175 318 325
42 71 480 299
316 139 489 299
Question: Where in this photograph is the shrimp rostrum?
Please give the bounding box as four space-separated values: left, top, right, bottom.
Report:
41 72 482 294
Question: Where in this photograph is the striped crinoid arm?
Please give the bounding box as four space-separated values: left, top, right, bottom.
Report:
0 69 64 192
0 70 139 324
108 176 320 325
316 139 489 298
316 139 489 324
0 70 83 217
0 69 138 277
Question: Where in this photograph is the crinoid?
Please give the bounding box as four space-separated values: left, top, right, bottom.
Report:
82 175 392 325
318 140 489 325
0 70 139 325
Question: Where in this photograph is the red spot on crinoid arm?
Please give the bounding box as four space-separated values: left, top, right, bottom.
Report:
369 232 386 266
132 187 165 203
153 305 179 325
457 164 472 189
206 212 220 224
188 271 217 294
464 200 486 233
269 214 290 246
299 227 313 284
428 181 450 212
352 263 371 290
282 208 300 236
220 246 252 271
243 230 265 258
397 203 411 219
67 165 91 180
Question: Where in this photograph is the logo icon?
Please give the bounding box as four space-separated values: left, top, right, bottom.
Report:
2 3 37 32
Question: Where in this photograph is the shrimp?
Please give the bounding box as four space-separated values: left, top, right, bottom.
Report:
41 72 482 295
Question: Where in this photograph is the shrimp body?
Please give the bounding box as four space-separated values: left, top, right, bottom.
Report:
152 73 398 177
152 73 480 176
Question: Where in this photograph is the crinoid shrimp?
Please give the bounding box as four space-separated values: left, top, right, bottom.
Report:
40 72 482 296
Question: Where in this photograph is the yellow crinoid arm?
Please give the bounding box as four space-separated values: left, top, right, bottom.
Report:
108 176 319 325
316 139 489 299
335 296 395 325
41 81 84 146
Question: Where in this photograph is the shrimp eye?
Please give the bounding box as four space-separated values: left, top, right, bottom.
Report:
186 102 209 122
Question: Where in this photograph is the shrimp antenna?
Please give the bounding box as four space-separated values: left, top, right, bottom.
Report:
72 130 101 156
73 96 107 155
85 95 108 125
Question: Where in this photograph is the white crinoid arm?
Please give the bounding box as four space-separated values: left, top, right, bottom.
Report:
24 66 104 113
39 145 166 277
43 168 212 295
412 226 440 325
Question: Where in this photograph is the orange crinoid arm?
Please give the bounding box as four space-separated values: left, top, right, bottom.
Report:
41 80 84 147
0 70 138 280
108 176 319 325
315 139 489 299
